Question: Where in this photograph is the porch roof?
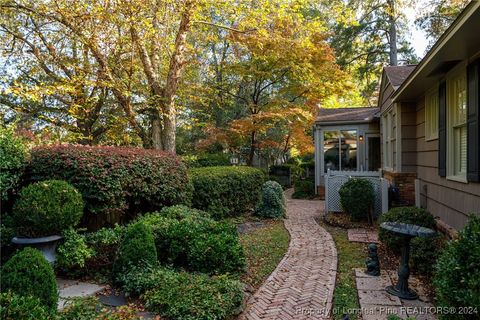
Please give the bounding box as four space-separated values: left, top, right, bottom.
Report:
315 107 380 125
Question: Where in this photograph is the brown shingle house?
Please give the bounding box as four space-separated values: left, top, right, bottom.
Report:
378 1 480 229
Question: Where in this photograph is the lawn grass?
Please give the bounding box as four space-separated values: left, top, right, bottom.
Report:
239 220 290 290
316 218 365 320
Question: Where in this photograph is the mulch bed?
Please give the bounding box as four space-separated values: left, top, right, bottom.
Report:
323 212 376 230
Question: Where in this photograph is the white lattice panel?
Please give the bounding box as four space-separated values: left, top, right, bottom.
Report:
325 170 388 217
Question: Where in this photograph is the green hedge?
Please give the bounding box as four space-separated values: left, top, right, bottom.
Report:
0 127 28 202
190 166 265 219
339 178 375 221
12 180 84 237
434 215 480 319
121 266 244 320
1 248 58 311
256 181 286 218
28 145 193 228
137 210 245 275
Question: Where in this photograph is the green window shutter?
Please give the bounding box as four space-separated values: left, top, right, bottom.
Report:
467 60 480 182
438 81 447 177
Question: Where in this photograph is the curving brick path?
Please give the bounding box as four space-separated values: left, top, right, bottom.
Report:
240 192 337 320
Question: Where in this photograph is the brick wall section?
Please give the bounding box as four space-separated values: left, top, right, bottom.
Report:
383 171 416 205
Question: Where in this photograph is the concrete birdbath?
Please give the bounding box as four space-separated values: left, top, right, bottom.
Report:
380 222 435 300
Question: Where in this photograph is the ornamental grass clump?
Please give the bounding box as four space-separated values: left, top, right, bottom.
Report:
434 215 480 319
256 181 286 218
12 180 84 237
0 247 58 311
339 178 375 221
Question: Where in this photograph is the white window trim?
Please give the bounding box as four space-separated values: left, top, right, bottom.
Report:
446 63 468 184
425 87 439 141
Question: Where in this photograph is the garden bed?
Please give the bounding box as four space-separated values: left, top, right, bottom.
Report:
239 220 290 292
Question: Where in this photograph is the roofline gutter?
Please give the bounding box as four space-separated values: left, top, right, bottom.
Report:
392 0 480 102
314 118 379 126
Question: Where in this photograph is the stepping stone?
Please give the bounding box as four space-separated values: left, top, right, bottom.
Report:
348 228 379 243
98 291 127 307
57 278 105 310
354 269 438 320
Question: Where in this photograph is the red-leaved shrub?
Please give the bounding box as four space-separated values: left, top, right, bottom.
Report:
28 145 193 228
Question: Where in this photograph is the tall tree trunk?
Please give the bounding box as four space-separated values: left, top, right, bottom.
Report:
161 0 196 153
151 110 163 149
247 130 256 166
387 0 398 66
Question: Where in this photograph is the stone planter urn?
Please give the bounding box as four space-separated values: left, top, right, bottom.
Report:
11 235 63 264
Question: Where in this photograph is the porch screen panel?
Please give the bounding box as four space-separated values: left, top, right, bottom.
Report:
324 131 340 172
340 130 357 171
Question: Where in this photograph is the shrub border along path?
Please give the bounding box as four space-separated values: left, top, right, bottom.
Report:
241 190 337 320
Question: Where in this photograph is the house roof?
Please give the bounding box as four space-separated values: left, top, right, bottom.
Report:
393 1 480 101
383 65 416 90
315 107 380 124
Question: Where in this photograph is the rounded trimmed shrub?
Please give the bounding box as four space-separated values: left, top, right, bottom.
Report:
0 247 58 310
0 127 28 202
112 222 157 282
256 181 286 218
292 178 315 199
379 207 436 253
189 166 265 219
339 178 375 221
12 180 84 237
28 145 193 228
434 215 480 319
187 222 246 274
0 292 53 320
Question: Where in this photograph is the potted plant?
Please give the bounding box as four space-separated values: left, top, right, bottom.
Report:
11 180 84 263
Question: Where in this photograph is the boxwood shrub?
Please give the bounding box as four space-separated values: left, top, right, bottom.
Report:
434 215 480 319
0 247 58 310
12 180 84 237
112 222 157 283
121 266 244 320
292 178 315 199
256 181 286 218
339 178 375 221
189 166 265 218
28 145 193 228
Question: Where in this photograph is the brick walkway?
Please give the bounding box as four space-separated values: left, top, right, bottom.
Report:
240 193 337 320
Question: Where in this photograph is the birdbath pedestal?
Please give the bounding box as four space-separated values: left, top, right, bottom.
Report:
380 222 435 300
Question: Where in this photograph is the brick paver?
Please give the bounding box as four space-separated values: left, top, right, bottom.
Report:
240 192 337 320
